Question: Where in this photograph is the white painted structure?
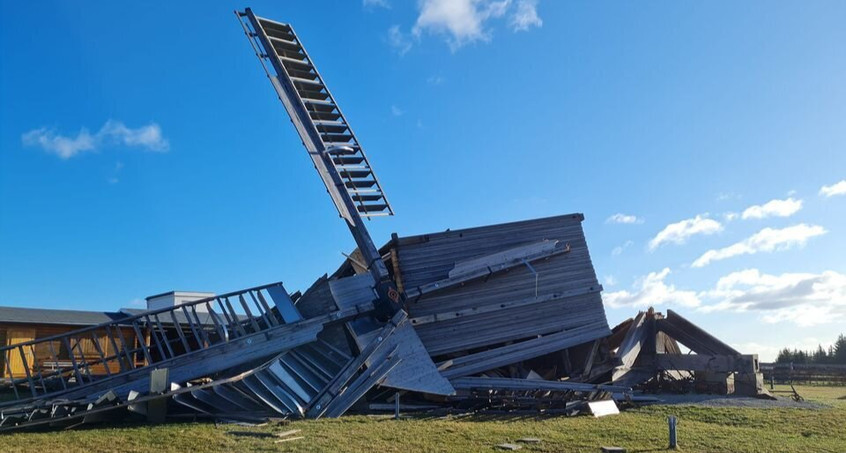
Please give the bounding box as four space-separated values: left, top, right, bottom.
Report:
146 291 215 312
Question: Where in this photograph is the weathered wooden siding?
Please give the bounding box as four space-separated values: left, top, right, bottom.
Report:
1 324 140 378
394 214 610 361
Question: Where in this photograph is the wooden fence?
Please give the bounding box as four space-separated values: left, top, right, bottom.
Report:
760 362 846 385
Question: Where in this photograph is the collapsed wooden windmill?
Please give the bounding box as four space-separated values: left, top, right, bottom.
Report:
0 8 764 432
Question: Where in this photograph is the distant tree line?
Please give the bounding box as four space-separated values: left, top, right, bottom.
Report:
776 334 846 365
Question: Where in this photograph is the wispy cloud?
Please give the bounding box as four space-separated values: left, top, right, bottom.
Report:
700 269 846 327
363 0 390 9
648 215 722 251
692 224 826 268
603 268 701 309
22 120 169 159
606 213 643 225
716 192 742 202
126 298 146 308
510 0 542 31
427 75 446 85
387 25 413 55
108 161 124 184
391 105 404 116
819 180 846 198
741 197 803 220
612 240 633 256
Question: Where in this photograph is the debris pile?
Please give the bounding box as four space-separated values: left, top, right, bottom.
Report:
0 9 765 432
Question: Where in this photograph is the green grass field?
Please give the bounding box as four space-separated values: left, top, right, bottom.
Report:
3 385 845 453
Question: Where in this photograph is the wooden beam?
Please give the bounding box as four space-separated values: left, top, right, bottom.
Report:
654 354 758 374
657 310 739 356
612 311 648 383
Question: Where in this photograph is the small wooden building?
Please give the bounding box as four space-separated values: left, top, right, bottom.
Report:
1 291 218 382
0 306 141 380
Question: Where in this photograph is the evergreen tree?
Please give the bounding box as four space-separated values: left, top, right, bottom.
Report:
776 348 793 363
813 344 827 364
833 334 846 365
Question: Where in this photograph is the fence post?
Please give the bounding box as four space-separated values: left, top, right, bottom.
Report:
668 415 678 449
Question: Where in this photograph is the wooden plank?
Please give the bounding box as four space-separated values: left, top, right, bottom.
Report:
448 240 559 278
371 318 454 396
658 310 740 356
409 287 600 327
582 340 600 377
655 354 758 374
266 285 303 324
440 322 609 379
390 245 404 293
306 311 403 418
404 240 571 301
612 311 649 383
450 377 630 393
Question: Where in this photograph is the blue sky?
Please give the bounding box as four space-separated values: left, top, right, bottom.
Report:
1 1 844 361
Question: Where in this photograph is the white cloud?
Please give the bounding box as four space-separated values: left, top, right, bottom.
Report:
700 269 846 327
387 25 413 55
648 215 723 251
741 197 803 220
603 268 701 309
819 180 846 197
723 212 739 221
363 0 390 9
391 105 404 116
22 120 168 159
611 240 633 256
692 224 826 268
413 0 511 50
510 0 542 31
604 275 617 287
393 1 543 53
21 127 96 159
606 213 643 224
732 339 831 362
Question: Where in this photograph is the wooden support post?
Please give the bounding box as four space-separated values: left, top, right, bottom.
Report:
151 315 175 358
204 302 227 341
130 322 153 366
45 340 68 390
248 291 273 328
4 352 20 399
222 297 247 337
144 315 167 361
61 337 86 384
657 310 740 356
89 331 112 377
147 368 169 424
168 311 191 353
17 346 37 398
239 294 262 333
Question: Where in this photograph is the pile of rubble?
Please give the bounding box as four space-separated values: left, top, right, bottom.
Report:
0 213 765 432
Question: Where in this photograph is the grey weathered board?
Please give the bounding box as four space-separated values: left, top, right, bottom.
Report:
393 214 611 358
